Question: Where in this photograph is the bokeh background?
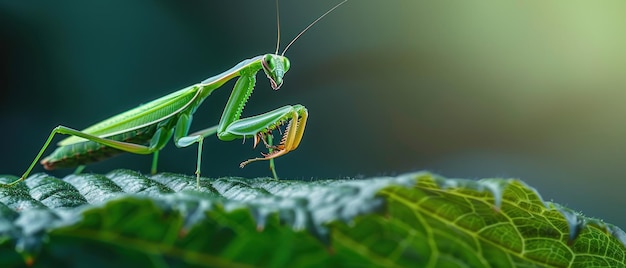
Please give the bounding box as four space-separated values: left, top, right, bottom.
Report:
1 1 625 228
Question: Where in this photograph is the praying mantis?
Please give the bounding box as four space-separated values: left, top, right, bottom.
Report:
1 1 348 188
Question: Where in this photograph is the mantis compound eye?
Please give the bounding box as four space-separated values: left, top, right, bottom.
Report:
262 54 275 71
282 57 290 72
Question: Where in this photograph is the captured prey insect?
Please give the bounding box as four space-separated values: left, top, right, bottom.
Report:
1 1 348 188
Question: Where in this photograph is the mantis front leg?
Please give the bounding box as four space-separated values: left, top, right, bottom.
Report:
221 104 308 167
175 68 307 182
215 69 308 168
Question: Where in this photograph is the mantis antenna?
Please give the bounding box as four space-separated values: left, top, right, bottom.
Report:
280 0 348 56
274 0 281 55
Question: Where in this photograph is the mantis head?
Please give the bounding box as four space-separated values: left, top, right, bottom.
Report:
261 54 290 90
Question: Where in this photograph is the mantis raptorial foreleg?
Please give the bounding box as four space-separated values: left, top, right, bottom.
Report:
158 69 308 185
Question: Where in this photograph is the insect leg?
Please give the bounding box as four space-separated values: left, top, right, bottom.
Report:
171 113 221 188
3 125 158 187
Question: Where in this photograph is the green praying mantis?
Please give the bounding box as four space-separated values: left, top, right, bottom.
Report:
1 1 348 188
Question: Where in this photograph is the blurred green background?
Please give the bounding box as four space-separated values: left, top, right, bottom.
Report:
1 1 625 228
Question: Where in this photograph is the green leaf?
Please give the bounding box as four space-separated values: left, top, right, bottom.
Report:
0 170 624 267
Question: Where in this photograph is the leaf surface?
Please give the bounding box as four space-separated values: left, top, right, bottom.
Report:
0 170 623 267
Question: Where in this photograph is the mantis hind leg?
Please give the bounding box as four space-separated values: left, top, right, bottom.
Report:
2 125 159 187
2 127 61 187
